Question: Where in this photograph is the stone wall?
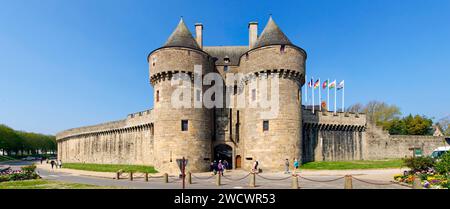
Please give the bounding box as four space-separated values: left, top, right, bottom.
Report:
302 109 366 163
365 123 449 159
57 110 154 166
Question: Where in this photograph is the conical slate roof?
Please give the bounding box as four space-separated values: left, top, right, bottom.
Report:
163 18 201 49
254 16 292 48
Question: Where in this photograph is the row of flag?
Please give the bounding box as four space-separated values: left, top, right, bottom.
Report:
308 79 344 90
305 76 345 114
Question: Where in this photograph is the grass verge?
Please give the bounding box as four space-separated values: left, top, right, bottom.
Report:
300 159 404 170
0 156 17 162
0 179 116 189
62 163 158 173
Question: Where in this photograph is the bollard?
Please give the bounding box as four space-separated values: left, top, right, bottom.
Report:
164 173 168 183
216 174 221 186
292 175 299 189
116 171 120 180
188 172 192 184
145 173 149 182
412 176 422 189
129 171 133 181
249 172 256 187
344 175 353 189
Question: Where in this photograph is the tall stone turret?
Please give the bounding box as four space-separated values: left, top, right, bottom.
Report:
238 16 307 171
148 18 214 173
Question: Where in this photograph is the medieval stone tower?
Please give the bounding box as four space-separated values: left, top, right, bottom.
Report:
148 16 306 172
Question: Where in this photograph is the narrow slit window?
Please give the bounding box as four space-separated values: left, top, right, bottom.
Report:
263 120 269 132
252 89 256 101
181 120 188 131
156 90 160 102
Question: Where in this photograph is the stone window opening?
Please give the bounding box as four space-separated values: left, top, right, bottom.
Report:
263 120 269 132
224 56 230 64
224 66 229 72
252 89 256 101
233 85 238 95
156 90 160 102
245 53 249 60
280 45 286 54
181 120 188 131
152 56 157 66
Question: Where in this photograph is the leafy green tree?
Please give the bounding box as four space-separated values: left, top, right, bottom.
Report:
435 152 450 175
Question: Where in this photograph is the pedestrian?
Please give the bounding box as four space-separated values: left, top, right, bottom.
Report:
58 160 63 168
223 160 228 173
40 157 43 164
217 160 224 176
293 158 299 173
50 160 55 169
252 160 259 173
209 162 214 172
213 160 218 175
284 159 290 174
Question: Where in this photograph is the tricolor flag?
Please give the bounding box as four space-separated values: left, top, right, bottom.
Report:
337 80 345 90
308 79 313 88
313 79 320 89
322 80 328 89
329 80 336 89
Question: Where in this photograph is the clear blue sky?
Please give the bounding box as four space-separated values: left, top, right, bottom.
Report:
1 0 449 135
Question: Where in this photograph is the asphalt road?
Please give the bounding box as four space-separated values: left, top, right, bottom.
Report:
0 161 409 189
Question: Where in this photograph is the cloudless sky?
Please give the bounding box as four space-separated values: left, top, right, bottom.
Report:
0 0 449 135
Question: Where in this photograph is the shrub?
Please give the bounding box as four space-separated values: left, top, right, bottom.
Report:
403 156 435 172
435 152 450 175
21 164 36 173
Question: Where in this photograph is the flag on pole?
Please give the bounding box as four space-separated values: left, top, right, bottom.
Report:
329 80 336 89
313 79 320 89
308 79 313 88
337 80 345 90
322 80 328 89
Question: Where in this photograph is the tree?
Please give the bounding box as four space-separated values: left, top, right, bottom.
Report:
362 101 401 126
346 103 364 113
0 125 22 155
437 116 450 136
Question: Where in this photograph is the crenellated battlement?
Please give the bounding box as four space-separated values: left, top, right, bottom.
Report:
57 109 154 141
302 107 366 130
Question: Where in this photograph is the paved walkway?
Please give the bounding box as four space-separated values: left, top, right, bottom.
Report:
34 163 409 189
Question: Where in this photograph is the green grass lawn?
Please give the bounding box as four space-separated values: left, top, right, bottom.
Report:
62 163 158 173
0 179 115 189
0 155 16 162
300 159 404 170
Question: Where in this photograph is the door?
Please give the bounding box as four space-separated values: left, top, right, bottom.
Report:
235 155 241 168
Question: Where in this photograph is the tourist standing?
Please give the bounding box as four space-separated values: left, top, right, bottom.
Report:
58 160 63 168
293 158 299 174
212 161 218 175
223 160 229 173
252 160 259 173
284 159 290 174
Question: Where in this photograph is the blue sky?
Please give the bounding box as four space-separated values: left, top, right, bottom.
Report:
0 0 449 135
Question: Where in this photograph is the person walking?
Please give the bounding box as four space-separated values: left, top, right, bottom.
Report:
50 160 55 169
58 160 63 168
212 160 218 175
217 160 224 176
252 160 259 173
284 159 290 174
223 160 229 173
293 158 299 174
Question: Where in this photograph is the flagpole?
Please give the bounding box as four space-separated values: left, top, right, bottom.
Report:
318 78 321 111
312 77 315 114
327 78 330 111
342 84 345 112
334 82 337 115
305 75 308 103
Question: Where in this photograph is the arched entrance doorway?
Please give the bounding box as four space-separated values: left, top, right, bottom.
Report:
214 144 232 169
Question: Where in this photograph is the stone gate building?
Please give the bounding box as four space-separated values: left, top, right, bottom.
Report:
56 17 449 174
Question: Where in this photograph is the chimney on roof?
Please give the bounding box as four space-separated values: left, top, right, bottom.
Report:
248 21 258 48
195 23 203 49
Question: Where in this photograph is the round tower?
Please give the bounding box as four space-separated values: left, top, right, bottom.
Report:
148 18 214 173
238 17 307 171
